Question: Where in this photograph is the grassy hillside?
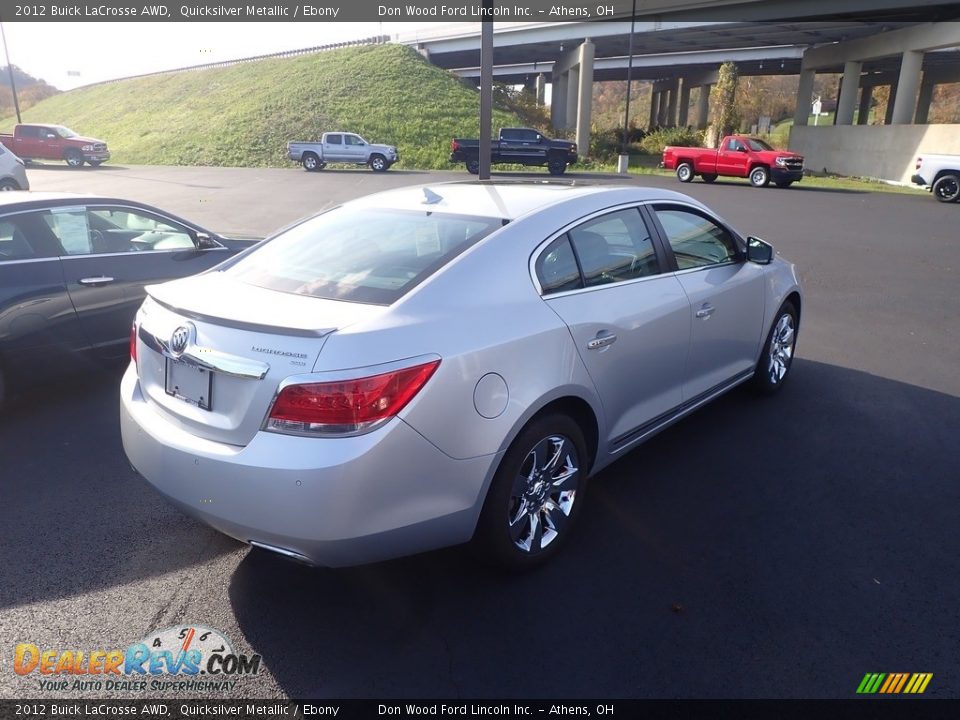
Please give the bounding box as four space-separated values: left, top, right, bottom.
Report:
0 45 522 169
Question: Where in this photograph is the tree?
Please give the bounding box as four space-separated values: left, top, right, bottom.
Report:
707 61 739 148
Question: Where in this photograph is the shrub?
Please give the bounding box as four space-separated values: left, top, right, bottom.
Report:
639 127 705 154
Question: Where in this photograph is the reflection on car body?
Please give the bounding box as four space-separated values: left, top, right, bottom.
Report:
0 192 258 408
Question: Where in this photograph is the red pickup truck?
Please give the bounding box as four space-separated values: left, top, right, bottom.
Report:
662 135 803 188
0 123 110 168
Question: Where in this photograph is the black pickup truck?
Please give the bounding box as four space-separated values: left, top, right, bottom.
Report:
450 127 578 176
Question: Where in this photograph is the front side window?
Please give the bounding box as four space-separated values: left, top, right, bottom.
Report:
42 208 92 255
654 207 740 270
41 206 195 255
53 126 78 139
345 135 365 146
726 138 745 152
746 138 774 151
87 207 195 252
224 207 503 305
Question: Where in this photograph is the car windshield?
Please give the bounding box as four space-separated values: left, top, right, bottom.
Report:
53 126 78 138
223 206 504 304
746 138 774 151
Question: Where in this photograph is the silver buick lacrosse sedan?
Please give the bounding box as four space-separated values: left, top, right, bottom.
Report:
121 182 802 569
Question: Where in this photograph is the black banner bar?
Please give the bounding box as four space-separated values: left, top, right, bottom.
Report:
1 0 959 23
2 700 960 720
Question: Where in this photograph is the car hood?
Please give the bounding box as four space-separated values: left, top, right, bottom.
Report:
370 143 397 153
69 135 107 145
758 150 802 160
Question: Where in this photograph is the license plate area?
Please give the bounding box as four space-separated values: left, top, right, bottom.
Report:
165 358 212 411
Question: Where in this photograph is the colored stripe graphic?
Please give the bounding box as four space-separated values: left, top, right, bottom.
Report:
857 673 932 694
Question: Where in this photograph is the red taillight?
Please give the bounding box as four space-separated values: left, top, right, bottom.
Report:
916 157 922 170
130 322 138 364
451 139 460 151
266 360 440 436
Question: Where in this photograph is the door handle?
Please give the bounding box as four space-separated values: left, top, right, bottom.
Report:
695 304 716 319
587 333 618 350
78 276 115 286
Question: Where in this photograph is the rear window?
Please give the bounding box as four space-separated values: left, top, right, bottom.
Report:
223 207 504 304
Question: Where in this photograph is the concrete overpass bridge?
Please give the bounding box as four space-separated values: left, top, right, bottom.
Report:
398 1 960 182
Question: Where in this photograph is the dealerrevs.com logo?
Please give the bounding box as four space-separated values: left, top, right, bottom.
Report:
14 625 262 693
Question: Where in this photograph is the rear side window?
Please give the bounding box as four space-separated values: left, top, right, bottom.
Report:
536 236 582 294
326 134 342 145
224 207 503 304
0 219 38 260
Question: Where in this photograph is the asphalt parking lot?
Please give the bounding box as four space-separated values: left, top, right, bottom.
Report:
1 163 958 700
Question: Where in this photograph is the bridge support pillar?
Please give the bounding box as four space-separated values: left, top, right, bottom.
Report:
836 61 862 125
794 69 815 126
678 80 691 127
695 85 711 129
857 85 873 125
891 50 923 124
551 39 594 156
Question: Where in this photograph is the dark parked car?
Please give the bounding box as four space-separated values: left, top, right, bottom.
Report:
0 193 258 408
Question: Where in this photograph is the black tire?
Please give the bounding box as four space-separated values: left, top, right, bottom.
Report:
0 179 20 191
676 162 694 183
751 301 798 395
369 154 388 172
701 173 717 183
466 159 480 175
301 153 320 172
87 160 103 167
932 173 960 203
473 413 588 570
65 150 84 168
749 166 770 188
547 160 567 176
775 180 794 188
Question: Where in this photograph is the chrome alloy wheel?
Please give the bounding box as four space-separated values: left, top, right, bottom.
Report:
768 313 796 384
508 434 580 553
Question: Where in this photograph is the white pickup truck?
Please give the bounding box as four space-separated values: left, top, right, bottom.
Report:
287 132 399 172
912 154 960 203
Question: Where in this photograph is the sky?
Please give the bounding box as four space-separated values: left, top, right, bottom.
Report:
2 22 459 90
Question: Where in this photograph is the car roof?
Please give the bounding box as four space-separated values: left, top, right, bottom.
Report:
345 181 703 221
0 191 107 209
0 191 213 232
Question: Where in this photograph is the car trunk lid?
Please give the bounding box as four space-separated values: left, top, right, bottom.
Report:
135 273 385 446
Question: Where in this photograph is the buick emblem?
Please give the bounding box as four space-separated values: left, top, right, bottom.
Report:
170 325 192 356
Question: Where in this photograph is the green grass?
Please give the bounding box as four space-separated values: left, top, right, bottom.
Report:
0 44 522 170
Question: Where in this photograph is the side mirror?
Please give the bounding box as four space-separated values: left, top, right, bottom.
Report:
746 236 773 265
196 232 219 249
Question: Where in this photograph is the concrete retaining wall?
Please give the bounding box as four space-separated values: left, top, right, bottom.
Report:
789 124 960 184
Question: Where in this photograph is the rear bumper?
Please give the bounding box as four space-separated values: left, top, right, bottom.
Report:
911 174 928 187
119 364 497 567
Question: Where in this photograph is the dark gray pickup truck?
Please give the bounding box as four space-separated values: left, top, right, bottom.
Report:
450 127 578 176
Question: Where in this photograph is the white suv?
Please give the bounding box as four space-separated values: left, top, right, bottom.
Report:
0 144 29 191
912 155 960 203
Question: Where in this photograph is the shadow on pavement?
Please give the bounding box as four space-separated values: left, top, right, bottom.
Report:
0 364 239 610
228 359 960 699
